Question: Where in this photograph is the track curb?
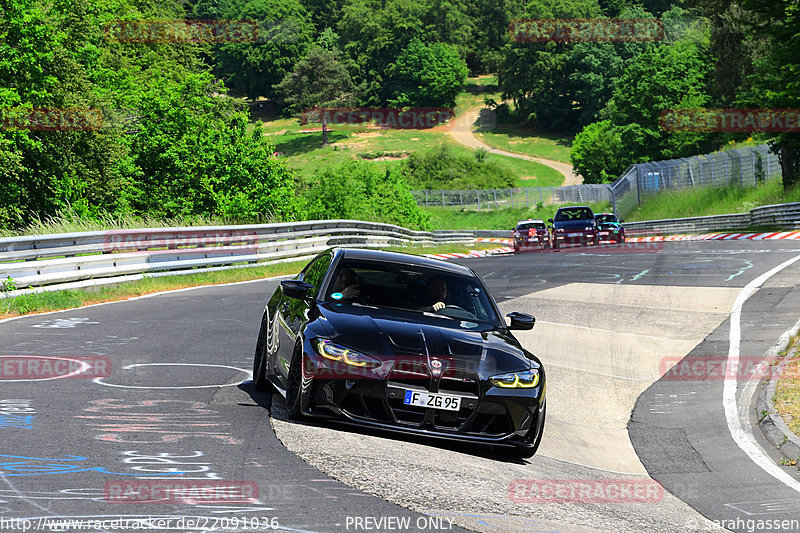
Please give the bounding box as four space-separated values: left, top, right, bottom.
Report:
756 342 800 470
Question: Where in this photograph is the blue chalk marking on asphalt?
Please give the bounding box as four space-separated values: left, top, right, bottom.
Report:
0 454 188 477
0 414 34 429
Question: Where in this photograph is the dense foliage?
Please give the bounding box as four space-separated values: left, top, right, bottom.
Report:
2 0 799 231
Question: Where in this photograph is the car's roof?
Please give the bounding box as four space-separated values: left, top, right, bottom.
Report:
556 205 591 210
595 213 615 216
516 219 544 225
335 248 475 276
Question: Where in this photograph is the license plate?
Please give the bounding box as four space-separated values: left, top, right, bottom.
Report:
567 233 582 237
403 390 461 411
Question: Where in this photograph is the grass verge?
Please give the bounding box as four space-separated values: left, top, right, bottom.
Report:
774 338 800 442
624 178 800 222
475 124 573 163
422 201 612 230
0 242 499 319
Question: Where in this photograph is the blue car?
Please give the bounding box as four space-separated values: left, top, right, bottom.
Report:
548 206 599 249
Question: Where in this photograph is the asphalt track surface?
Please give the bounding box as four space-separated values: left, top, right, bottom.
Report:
2 240 800 532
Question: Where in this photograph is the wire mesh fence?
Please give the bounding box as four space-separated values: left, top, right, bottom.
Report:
413 145 781 218
411 184 613 210
610 145 781 218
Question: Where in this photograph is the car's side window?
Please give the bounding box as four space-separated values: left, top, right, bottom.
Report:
301 254 332 298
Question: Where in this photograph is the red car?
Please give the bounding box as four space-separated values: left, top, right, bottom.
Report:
512 219 551 251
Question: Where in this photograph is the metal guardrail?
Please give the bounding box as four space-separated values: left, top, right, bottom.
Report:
624 202 800 236
0 220 474 294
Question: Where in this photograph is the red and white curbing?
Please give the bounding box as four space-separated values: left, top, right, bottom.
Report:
425 232 800 260
627 231 800 242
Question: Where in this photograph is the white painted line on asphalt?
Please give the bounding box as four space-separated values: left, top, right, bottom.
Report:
543 362 653 382
0 275 290 325
724 252 800 495
93 362 252 389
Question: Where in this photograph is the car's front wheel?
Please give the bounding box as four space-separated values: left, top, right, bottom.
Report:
285 350 305 420
252 312 272 392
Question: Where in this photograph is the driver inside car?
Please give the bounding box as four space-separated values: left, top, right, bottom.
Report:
421 277 447 312
330 267 361 300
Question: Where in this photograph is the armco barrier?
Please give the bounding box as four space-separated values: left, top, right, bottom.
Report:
624 202 800 236
0 220 473 294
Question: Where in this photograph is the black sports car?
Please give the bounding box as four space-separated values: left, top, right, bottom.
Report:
253 248 546 458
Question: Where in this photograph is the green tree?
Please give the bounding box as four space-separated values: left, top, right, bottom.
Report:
386 40 468 108
738 0 800 189
213 0 314 99
274 45 355 145
570 120 623 183
303 161 430 229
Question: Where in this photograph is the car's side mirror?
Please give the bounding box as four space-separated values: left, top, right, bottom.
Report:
281 280 315 300
620 219 624 223
547 218 554 223
507 312 535 330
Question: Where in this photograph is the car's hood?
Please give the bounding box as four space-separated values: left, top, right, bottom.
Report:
553 220 595 230
317 304 538 376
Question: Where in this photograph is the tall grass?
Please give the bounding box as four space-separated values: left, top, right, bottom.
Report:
2 209 252 238
625 178 800 222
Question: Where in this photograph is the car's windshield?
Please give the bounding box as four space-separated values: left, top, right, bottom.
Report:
516 222 546 231
555 208 594 221
325 260 501 326
595 214 618 224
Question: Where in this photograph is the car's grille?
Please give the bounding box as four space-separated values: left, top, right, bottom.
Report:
337 361 514 436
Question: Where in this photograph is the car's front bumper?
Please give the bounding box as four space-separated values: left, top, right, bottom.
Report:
300 355 546 448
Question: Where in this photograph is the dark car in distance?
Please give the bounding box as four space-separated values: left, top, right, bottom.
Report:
595 213 625 243
252 248 546 458
549 206 598 249
512 219 551 251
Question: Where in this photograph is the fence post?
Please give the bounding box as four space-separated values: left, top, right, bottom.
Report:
477 190 480 210
441 190 445 208
425 190 429 208
459 190 463 208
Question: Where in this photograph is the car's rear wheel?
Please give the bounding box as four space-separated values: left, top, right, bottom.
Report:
618 234 625 243
514 242 520 252
252 312 272 392
285 350 304 420
552 239 559 249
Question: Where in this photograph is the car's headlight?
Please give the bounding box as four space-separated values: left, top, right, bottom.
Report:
314 339 380 368
490 369 540 388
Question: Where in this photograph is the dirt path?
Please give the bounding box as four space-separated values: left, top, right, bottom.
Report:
448 107 583 186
